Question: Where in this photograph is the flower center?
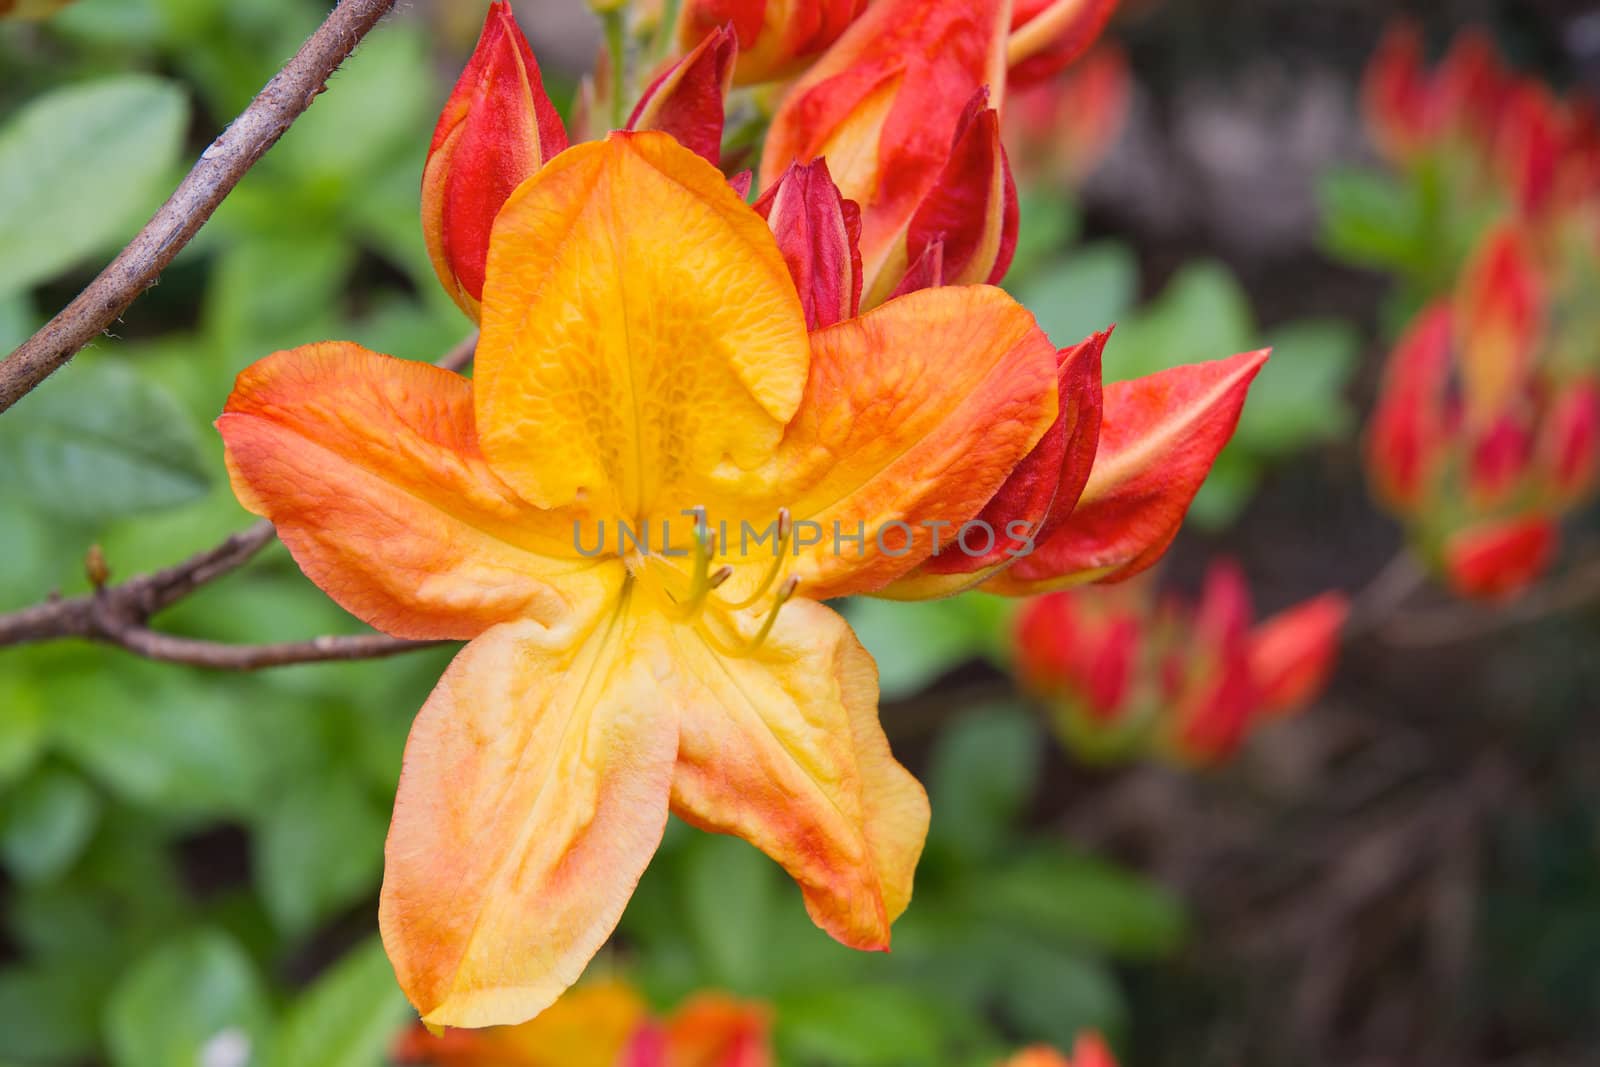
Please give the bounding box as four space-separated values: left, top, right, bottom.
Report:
631 506 801 656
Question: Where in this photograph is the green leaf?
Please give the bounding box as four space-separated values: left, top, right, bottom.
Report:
1107 260 1255 382
0 75 188 294
777 985 952 1066
679 832 781 991
253 775 387 936
1317 167 1425 273
843 596 997 700
927 706 1043 861
204 234 354 375
978 850 1187 959
0 963 107 1063
0 359 212 523
996 940 1125 1050
0 290 33 349
1236 318 1361 452
1007 191 1081 281
0 672 46 787
263 938 409 1067
49 670 269 816
0 767 100 883
1013 242 1138 350
105 930 272 1067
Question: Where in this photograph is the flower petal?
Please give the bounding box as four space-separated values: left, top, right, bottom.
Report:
627 24 739 166
380 594 677 1029
1249 592 1349 717
668 600 929 951
984 350 1267 594
216 342 605 641
475 132 811 517
778 285 1060 599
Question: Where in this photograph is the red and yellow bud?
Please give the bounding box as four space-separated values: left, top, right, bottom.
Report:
622 994 772 1067
1365 304 1455 512
884 331 1104 599
885 88 1019 302
752 159 863 331
677 0 868 86
1467 411 1536 508
985 350 1269 595
1248 593 1349 717
628 25 739 166
1015 590 1141 724
1005 45 1132 187
1363 21 1430 161
1443 515 1557 600
760 0 1012 289
422 1 568 319
1007 0 1121 88
1496 82 1566 219
1455 225 1542 426
1016 559 1344 768
1540 379 1600 503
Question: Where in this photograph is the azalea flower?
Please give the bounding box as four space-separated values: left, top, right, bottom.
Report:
394 980 770 1067
220 129 1260 1027
999 1034 1119 1067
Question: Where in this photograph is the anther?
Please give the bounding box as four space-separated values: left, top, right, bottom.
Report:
722 507 795 610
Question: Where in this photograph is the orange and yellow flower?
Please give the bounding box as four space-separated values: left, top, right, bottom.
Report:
999 1034 1120 1067
394 980 770 1067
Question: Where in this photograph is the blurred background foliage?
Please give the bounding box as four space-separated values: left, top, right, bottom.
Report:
3 0 1600 1065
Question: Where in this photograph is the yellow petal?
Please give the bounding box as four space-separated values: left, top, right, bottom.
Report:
380 588 676 1029
779 286 1059 598
669 600 929 950
217 342 608 640
475 132 811 520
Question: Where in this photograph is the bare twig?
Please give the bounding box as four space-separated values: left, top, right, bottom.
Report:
0 0 400 414
0 334 476 669
1380 554 1600 647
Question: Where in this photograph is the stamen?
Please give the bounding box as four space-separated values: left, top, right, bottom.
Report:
667 524 721 619
698 575 801 658
722 507 794 610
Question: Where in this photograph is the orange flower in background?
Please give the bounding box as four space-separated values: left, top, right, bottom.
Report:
422 1 567 319
999 1033 1120 1067
395 981 771 1067
1016 560 1348 766
676 0 868 86
1366 225 1599 599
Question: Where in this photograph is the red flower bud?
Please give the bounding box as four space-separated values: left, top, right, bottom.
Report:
422 1 568 319
1007 0 1121 88
1541 379 1600 503
1456 225 1542 425
1248 593 1348 717
1005 46 1132 186
1443 515 1557 600
761 0 1012 293
628 25 739 166
1366 304 1455 513
1467 411 1536 508
677 0 867 86
1362 20 1430 161
886 89 1019 301
752 159 864 331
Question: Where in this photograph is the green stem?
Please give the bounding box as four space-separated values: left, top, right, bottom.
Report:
603 8 627 130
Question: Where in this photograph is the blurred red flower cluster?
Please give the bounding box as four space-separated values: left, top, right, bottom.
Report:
1016 561 1347 766
1362 24 1600 598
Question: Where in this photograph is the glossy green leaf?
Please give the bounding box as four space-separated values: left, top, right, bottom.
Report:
978 850 1187 959
0 75 188 294
263 938 409 1067
0 359 211 522
0 767 100 884
1014 242 1138 351
105 930 272 1067
254 775 387 936
927 706 1043 861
